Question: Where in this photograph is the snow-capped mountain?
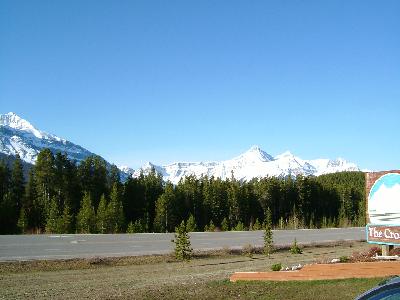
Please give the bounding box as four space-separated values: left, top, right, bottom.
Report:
133 145 360 184
0 112 95 164
0 112 360 183
118 165 135 176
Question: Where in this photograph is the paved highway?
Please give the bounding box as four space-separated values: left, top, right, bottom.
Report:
0 227 365 261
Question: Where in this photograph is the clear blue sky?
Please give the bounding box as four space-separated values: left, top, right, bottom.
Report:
1 1 399 170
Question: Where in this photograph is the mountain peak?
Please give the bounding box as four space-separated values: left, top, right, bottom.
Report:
118 165 135 175
144 161 154 168
0 112 35 131
0 112 91 164
248 145 262 152
275 150 296 160
237 145 274 162
0 112 63 141
5 112 18 117
133 146 360 184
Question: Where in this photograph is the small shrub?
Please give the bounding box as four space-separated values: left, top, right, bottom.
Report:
234 221 245 231
172 221 193 261
271 263 282 271
351 247 382 262
368 246 382 257
205 220 215 232
126 221 135 233
221 218 229 231
290 238 302 254
389 247 400 256
339 256 349 263
126 219 145 233
242 244 255 257
252 218 262 230
222 246 232 255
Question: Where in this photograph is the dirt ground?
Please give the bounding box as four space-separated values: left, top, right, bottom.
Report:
231 261 400 282
0 241 383 299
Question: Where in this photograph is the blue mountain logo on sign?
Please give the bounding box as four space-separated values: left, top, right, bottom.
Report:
368 173 400 225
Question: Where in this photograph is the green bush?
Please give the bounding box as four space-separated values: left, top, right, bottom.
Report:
271 263 282 271
205 220 216 232
221 218 229 231
234 221 245 231
126 219 145 233
339 256 349 263
290 238 302 254
252 218 262 230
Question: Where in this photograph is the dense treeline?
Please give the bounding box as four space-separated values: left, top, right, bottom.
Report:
0 149 366 234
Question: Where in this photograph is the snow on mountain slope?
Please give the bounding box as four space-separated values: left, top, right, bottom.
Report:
0 112 94 164
1 112 360 183
0 112 64 141
310 158 359 175
118 165 135 175
133 146 360 184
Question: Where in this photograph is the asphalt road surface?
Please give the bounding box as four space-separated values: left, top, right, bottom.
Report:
0 227 365 261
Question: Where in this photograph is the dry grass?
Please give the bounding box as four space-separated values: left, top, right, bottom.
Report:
0 241 382 299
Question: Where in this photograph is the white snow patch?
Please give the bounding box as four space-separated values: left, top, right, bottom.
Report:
132 146 360 184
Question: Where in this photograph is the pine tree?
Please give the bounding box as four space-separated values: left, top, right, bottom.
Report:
205 220 215 232
0 160 9 203
156 182 178 232
263 207 273 256
46 197 60 233
53 152 82 219
25 168 37 231
127 219 145 233
227 175 240 227
126 221 135 233
186 214 197 232
59 203 73 233
177 175 202 231
17 206 28 234
252 218 261 230
143 167 164 232
290 238 302 254
221 217 229 231
123 177 146 229
10 154 24 230
154 194 168 233
108 184 125 233
34 149 56 222
0 155 24 233
0 161 10 234
290 204 299 229
234 221 245 231
173 220 192 261
77 192 96 233
96 194 109 233
78 156 108 210
108 164 121 189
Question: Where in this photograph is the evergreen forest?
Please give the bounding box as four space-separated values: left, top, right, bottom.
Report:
0 149 366 234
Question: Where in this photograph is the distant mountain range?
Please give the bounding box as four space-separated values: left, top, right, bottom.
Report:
132 146 360 184
0 112 360 182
